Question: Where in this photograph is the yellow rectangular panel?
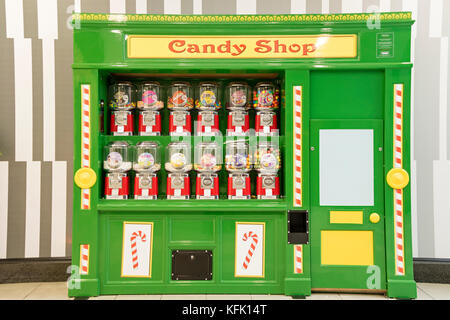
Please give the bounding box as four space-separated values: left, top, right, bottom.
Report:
127 35 357 59
329 211 363 224
321 231 373 266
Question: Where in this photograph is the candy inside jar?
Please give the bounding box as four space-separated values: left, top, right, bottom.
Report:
194 142 222 172
165 142 192 172
108 82 136 110
254 142 281 172
195 82 221 110
137 81 164 110
226 82 250 110
225 140 251 172
167 82 194 110
133 141 161 173
253 82 280 110
103 141 132 172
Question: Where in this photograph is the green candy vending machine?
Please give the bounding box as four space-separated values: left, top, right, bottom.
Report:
70 12 416 299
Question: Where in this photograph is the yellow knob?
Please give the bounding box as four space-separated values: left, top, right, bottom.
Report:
74 168 97 189
370 213 380 224
386 168 409 189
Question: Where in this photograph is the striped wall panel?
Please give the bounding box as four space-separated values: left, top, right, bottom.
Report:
0 0 449 259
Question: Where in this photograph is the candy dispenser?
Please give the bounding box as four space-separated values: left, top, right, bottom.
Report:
226 82 250 136
254 142 281 199
133 141 161 199
165 142 192 199
108 82 136 136
103 141 132 199
195 82 221 136
225 140 251 199
168 82 194 136
194 142 222 199
137 81 164 136
253 82 280 136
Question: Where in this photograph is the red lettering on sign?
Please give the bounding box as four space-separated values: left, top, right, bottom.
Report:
168 40 186 53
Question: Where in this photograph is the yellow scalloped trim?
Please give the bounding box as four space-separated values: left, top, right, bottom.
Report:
72 12 413 24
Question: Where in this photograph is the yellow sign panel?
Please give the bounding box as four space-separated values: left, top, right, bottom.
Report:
321 230 374 266
329 211 363 224
127 35 357 59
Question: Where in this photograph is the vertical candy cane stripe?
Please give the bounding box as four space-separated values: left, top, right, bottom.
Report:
294 245 303 274
80 244 89 275
130 231 147 269
242 231 259 269
293 86 303 207
393 84 405 276
81 85 91 210
394 84 403 169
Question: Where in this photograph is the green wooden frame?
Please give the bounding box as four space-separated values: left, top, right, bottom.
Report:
70 12 416 299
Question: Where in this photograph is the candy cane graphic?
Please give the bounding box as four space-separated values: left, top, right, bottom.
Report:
80 244 89 275
293 245 303 274
81 85 91 210
242 231 259 270
130 231 147 269
293 86 302 207
393 84 405 276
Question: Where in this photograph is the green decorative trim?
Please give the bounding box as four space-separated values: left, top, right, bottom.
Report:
72 12 412 25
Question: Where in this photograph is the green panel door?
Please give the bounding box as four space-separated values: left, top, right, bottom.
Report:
310 120 386 290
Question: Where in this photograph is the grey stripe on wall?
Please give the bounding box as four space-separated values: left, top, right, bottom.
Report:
0 0 449 260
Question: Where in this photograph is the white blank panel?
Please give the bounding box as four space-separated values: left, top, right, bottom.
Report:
319 129 374 206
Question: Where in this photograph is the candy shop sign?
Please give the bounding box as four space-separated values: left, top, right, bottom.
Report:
127 35 357 59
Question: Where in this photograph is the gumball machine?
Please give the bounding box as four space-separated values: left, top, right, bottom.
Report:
167 82 194 136
137 82 164 136
133 141 161 200
103 141 132 199
194 142 222 199
225 140 251 199
254 142 281 199
195 82 221 136
226 82 250 136
165 142 192 199
253 82 280 136
108 82 136 136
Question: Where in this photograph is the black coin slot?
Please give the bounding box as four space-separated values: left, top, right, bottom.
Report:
288 210 309 244
172 250 213 280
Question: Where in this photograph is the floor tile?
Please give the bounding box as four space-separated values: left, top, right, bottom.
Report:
417 283 450 300
88 295 118 300
161 294 207 300
0 282 41 300
251 295 293 300
415 286 433 300
306 293 342 300
206 295 252 300
338 293 387 300
24 282 72 300
116 294 161 300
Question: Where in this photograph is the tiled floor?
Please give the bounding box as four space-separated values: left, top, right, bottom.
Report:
0 282 449 300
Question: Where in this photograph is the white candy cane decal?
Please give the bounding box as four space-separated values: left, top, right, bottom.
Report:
294 245 303 274
242 231 259 269
293 86 302 207
393 84 405 276
130 231 147 269
80 244 89 275
81 85 91 210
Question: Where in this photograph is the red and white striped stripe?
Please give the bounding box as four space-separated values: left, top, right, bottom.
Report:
81 85 90 210
293 86 303 207
80 244 89 275
393 84 405 276
242 231 259 269
293 245 303 274
130 231 147 269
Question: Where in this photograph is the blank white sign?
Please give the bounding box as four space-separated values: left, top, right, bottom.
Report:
319 129 374 206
